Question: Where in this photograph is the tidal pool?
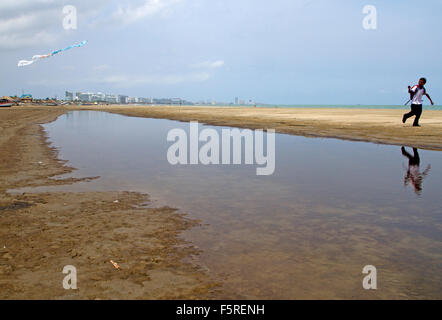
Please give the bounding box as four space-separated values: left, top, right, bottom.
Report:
19 110 442 299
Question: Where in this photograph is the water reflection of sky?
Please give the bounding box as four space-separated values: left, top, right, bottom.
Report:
27 111 442 299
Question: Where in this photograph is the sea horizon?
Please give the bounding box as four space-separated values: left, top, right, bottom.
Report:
205 104 442 111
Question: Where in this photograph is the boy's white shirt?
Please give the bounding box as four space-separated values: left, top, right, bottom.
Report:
410 85 426 105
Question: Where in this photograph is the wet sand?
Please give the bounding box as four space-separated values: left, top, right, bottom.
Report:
0 106 218 299
1 104 441 299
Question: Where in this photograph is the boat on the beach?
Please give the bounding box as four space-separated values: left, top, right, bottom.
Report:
0 102 13 108
0 96 15 107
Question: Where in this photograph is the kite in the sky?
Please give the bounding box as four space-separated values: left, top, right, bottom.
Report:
18 40 87 67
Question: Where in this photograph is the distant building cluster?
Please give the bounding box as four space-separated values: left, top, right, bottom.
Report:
193 97 257 106
65 91 193 105
64 91 257 106
234 97 256 105
3 91 261 107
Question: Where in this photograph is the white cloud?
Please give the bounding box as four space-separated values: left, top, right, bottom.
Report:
0 0 57 18
192 60 225 69
27 71 212 88
111 0 182 25
0 0 107 50
90 72 211 87
93 64 110 72
0 13 45 34
0 0 183 49
0 31 57 50
0 9 60 49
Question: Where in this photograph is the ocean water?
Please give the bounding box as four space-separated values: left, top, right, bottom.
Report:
215 104 442 111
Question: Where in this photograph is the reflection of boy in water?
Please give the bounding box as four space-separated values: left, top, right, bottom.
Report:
401 147 431 195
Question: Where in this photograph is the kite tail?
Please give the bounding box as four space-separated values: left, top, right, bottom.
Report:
17 40 87 67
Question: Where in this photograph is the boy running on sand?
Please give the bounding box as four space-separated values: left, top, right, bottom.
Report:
403 77 434 127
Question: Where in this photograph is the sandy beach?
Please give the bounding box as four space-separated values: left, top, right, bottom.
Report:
1 104 441 299
77 105 442 150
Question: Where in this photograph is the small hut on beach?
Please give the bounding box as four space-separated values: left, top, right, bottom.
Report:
20 94 33 103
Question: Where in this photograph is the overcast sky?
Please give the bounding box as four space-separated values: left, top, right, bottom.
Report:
1 0 441 104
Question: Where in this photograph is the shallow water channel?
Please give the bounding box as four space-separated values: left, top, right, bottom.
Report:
17 110 442 299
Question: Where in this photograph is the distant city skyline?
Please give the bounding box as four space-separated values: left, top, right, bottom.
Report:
63 90 261 106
